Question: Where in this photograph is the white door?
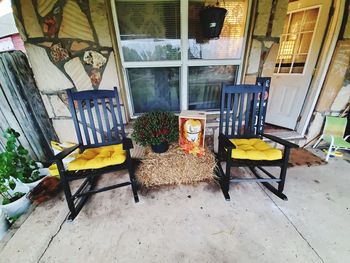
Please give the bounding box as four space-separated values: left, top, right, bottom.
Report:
266 0 332 129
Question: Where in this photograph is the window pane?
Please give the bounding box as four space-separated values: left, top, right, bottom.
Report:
302 8 319 31
127 68 180 113
188 0 248 60
116 0 181 61
275 7 319 74
188 65 238 110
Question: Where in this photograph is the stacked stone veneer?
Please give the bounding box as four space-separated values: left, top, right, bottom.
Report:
12 0 122 142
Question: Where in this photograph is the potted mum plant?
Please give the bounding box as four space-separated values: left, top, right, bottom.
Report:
132 111 179 153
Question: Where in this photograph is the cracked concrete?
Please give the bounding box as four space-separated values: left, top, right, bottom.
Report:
0 150 349 263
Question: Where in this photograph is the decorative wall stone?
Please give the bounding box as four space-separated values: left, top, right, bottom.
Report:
58 0 94 42
99 52 120 89
247 40 262 74
64 57 93 91
263 41 274 49
50 43 70 62
37 0 58 17
83 50 106 68
89 69 101 86
12 5 27 41
262 43 279 77
271 0 288 38
41 94 55 118
253 0 273 36
89 0 113 47
70 41 90 52
21 0 44 38
25 44 73 93
53 119 78 143
43 15 59 38
49 95 71 117
37 41 54 48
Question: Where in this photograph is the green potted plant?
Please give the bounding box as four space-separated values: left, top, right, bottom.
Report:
132 111 179 153
0 128 38 217
0 176 30 218
0 129 44 189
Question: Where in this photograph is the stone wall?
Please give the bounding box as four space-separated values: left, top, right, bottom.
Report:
12 0 122 143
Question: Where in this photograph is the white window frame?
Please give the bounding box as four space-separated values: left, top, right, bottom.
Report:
110 0 252 118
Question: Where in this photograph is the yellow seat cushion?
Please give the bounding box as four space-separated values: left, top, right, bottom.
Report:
229 138 282 160
49 144 126 176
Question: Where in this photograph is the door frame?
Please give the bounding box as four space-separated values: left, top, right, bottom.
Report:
296 0 346 136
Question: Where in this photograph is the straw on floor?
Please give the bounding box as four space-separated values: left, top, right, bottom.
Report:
135 144 217 188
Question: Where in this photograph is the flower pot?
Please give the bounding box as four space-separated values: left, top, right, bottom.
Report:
0 209 9 241
151 141 169 153
0 179 30 218
23 168 50 190
0 193 31 218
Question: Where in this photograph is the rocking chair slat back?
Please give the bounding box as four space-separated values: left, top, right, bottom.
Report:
219 84 266 137
101 99 113 141
256 77 271 134
67 88 125 148
219 77 271 137
244 93 252 134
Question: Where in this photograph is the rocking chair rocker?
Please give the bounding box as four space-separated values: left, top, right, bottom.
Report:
52 88 139 220
217 78 298 201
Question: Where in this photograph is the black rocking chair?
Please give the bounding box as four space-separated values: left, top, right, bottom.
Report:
217 78 298 201
52 87 139 220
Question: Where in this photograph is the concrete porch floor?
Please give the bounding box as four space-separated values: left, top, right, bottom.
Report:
0 149 349 263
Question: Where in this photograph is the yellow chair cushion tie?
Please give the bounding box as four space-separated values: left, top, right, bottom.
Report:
229 138 282 160
49 144 126 176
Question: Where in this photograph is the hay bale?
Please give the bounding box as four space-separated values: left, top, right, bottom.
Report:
135 144 217 188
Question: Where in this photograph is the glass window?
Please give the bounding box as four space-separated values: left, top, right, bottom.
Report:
188 65 238 110
113 0 250 116
127 68 180 114
116 0 181 61
275 8 319 74
188 0 248 60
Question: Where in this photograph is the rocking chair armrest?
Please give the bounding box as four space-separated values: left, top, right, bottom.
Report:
122 137 134 150
219 133 236 150
260 133 299 148
52 144 81 162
